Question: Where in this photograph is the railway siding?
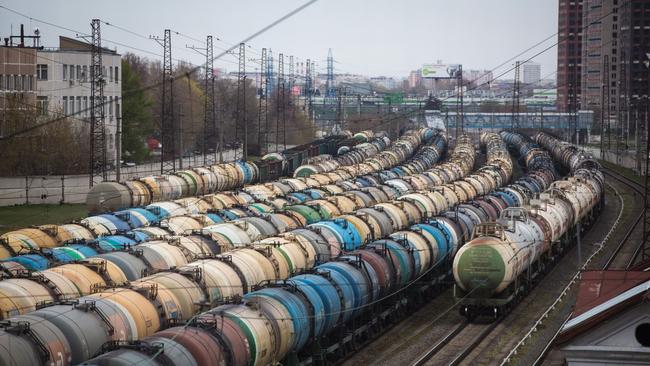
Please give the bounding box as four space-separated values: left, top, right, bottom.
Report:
494 164 644 366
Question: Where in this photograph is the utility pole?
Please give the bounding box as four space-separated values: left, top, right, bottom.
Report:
567 82 573 143
268 49 275 95
326 48 335 98
617 50 627 164
188 37 215 164
178 103 184 170
89 19 107 187
634 106 643 175
276 53 284 152
282 54 288 151
641 113 650 260
511 61 520 131
459 65 464 134
151 30 175 174
600 61 606 159
571 80 578 144
236 42 247 160
257 48 268 155
357 94 361 116
116 116 121 182
306 59 313 123
207 36 218 163
188 35 217 165
181 74 193 169
342 87 348 131
640 56 650 263
627 102 631 154
604 55 611 151
289 55 295 148
445 109 449 141
643 104 650 261
288 55 295 94
336 87 342 133
455 65 464 138
388 97 394 138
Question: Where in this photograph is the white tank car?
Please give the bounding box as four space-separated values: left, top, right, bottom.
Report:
453 207 546 296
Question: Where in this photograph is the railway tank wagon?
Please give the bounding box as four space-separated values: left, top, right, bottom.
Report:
0 130 441 266
62 133 519 365
0 130 449 322
0 133 496 366
85 133 377 214
2 130 437 260
453 132 604 319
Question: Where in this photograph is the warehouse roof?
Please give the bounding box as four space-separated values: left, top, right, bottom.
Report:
557 270 650 343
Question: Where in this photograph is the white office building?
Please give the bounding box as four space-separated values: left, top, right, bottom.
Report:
36 36 122 164
522 61 541 85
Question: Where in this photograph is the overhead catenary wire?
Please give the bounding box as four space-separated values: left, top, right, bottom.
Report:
0 140 516 340
0 0 320 141
2 3 608 214
2 0 628 144
0 10 612 364
0 159 596 342
0 133 443 241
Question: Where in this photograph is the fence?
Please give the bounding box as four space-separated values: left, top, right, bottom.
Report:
583 146 647 175
0 149 242 207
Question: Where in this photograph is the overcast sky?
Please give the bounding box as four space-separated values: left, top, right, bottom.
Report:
1 0 558 79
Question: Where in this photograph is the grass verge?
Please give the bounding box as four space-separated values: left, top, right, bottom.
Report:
0 204 88 235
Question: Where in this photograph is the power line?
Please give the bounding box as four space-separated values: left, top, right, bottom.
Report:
0 0 319 141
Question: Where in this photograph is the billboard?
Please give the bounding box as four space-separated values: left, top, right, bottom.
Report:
421 64 459 79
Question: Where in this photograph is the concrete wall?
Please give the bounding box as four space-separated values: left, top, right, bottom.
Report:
0 149 241 206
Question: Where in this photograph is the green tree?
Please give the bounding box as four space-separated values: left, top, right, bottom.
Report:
121 57 154 162
0 95 86 176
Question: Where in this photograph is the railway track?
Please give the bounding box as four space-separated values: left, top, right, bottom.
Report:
412 321 499 366
507 166 646 366
600 167 645 269
411 168 636 366
354 150 636 366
